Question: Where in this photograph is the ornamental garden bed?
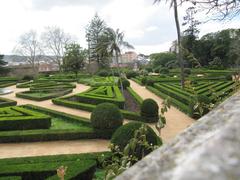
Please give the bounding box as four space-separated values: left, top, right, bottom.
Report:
147 80 239 118
0 97 17 107
78 76 118 87
0 152 110 180
0 105 113 143
16 89 73 101
52 85 143 121
0 77 18 88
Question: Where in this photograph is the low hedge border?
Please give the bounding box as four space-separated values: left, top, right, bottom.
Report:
146 86 193 117
0 82 16 88
16 89 73 101
0 106 51 131
126 87 143 105
52 97 142 121
0 97 17 108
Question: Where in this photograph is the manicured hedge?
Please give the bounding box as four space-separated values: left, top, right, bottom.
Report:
0 97 17 108
0 152 111 180
126 87 143 105
16 89 73 101
0 106 51 131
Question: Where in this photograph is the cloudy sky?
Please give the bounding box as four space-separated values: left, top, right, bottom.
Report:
0 0 239 55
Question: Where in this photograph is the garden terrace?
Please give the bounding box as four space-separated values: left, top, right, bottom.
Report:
52 85 143 121
0 105 113 143
0 152 110 180
147 80 238 117
0 97 17 107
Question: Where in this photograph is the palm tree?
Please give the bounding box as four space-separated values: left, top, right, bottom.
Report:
154 0 185 88
97 28 134 92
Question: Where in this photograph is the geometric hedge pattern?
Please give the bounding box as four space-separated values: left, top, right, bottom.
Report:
0 106 51 131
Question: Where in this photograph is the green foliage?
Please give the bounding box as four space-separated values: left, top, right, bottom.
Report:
106 123 161 179
184 68 192 75
119 78 130 89
0 152 110 180
91 103 123 130
140 99 159 123
111 122 161 152
22 75 34 81
159 67 170 74
0 106 51 131
63 43 85 76
97 70 109 77
150 52 176 68
0 97 17 108
126 71 138 79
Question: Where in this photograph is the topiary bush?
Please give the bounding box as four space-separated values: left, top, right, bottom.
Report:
126 71 138 79
97 70 109 77
90 103 123 130
140 98 159 123
118 78 130 89
111 122 161 152
22 75 34 81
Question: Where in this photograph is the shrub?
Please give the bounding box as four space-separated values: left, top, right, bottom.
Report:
145 67 153 73
184 68 191 75
118 78 130 89
159 67 169 74
90 103 123 130
140 98 159 123
126 71 138 79
111 122 161 152
97 70 109 77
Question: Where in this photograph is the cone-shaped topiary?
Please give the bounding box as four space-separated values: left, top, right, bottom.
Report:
140 98 159 123
111 122 162 152
90 103 123 130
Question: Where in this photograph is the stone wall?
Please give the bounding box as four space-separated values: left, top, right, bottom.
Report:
116 93 240 180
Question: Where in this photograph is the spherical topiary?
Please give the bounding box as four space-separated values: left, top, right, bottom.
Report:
140 98 159 123
90 103 123 130
118 78 130 89
111 122 162 151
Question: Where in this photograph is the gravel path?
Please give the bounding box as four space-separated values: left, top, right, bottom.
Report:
129 80 194 142
0 81 194 158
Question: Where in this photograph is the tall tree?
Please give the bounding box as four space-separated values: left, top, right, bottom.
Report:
0 54 9 75
14 30 41 72
86 13 107 68
63 43 86 78
97 28 134 92
41 26 73 71
154 0 185 88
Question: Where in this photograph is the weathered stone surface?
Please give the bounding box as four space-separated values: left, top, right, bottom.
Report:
116 93 240 180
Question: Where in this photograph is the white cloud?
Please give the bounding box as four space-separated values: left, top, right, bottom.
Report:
0 0 239 55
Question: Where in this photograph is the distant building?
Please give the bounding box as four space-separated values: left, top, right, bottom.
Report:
120 51 138 63
38 63 59 72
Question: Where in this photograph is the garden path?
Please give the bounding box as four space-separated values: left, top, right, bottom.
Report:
0 81 194 158
129 80 195 141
